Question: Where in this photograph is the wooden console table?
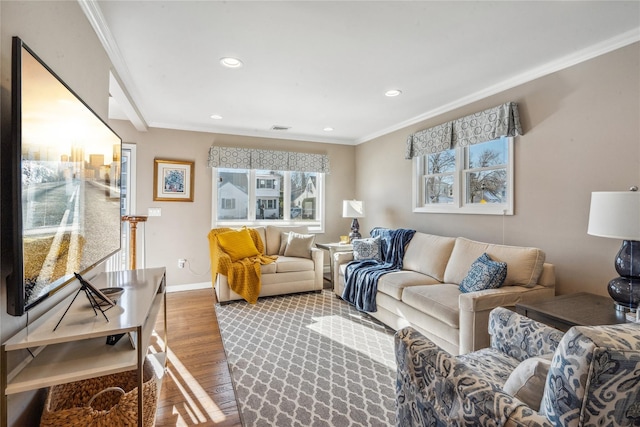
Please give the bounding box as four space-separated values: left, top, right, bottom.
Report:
515 292 628 331
1 267 167 427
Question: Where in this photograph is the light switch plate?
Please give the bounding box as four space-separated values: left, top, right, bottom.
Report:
148 207 161 217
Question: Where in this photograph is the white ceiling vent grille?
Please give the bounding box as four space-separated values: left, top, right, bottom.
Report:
271 125 291 131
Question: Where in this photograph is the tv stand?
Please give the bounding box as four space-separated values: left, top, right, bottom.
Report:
1 267 167 427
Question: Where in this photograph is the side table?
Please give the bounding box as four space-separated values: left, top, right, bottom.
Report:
515 292 628 332
315 242 353 289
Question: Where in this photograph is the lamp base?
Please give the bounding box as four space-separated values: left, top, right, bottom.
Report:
607 276 640 312
349 218 361 243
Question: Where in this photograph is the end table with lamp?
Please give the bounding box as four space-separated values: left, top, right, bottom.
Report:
342 199 365 242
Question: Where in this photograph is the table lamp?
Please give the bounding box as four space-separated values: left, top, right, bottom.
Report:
342 200 365 242
587 188 640 311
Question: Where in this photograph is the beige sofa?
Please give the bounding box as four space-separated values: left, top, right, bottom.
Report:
214 225 324 303
333 232 555 355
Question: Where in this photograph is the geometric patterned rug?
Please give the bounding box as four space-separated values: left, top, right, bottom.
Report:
214 290 396 426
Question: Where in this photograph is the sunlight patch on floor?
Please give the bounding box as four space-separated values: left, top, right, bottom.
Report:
150 333 228 424
306 314 396 369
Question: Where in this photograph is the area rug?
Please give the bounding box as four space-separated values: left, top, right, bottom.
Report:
214 290 396 426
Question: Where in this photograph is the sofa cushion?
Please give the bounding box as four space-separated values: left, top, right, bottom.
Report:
402 284 461 328
253 227 267 254
444 237 545 287
352 236 382 261
459 253 507 293
377 271 441 300
265 225 308 255
260 262 277 274
275 256 315 273
402 233 456 282
216 228 260 262
278 232 289 255
284 232 315 259
503 355 552 411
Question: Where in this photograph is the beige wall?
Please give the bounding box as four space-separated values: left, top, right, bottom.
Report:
355 42 640 297
108 122 356 287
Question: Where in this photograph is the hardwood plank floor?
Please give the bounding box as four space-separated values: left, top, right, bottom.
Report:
152 288 242 426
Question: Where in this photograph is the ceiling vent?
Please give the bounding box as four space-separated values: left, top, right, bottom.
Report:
271 125 291 131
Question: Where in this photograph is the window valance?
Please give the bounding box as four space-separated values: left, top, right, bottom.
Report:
207 146 331 173
405 102 523 159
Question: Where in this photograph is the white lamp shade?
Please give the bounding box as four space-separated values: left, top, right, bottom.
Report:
587 191 640 240
342 200 365 218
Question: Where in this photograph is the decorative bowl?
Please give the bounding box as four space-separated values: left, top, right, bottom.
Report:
99 287 124 304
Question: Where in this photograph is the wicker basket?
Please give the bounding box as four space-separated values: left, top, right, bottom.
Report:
40 356 159 427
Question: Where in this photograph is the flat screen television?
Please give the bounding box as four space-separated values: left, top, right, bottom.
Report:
2 37 122 316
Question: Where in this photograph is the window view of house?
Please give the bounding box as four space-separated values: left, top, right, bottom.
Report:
216 168 322 227
217 169 249 220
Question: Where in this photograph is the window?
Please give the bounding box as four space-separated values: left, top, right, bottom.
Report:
413 137 513 215
257 178 275 189
221 198 236 209
212 168 325 231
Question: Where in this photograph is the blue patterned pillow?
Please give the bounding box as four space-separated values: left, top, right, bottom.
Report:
352 236 382 262
459 253 507 293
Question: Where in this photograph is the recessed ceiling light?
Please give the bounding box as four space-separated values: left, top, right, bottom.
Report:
385 89 402 97
210 114 223 120
220 57 243 68
323 127 334 132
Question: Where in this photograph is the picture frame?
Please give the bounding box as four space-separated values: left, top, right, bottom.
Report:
153 158 195 202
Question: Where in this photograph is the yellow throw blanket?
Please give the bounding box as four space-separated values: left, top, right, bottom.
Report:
208 227 277 304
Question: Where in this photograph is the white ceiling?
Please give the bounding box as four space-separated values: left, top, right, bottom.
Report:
85 1 640 145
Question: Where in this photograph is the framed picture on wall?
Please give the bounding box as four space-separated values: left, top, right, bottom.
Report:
153 158 195 202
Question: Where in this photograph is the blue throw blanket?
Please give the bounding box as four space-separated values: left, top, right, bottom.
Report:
342 227 416 312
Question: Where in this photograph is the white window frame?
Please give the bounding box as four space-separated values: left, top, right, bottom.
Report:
107 143 137 272
212 169 325 232
412 137 514 215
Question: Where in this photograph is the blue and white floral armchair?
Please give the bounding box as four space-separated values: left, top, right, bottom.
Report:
395 306 640 427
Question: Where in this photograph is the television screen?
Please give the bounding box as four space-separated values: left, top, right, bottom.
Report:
3 37 122 316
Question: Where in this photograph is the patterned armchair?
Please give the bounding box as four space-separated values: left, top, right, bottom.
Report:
395 306 640 427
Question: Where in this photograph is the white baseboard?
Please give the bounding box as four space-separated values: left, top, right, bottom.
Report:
166 282 212 293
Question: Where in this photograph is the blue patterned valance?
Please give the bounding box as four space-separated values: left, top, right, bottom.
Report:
207 146 330 173
405 102 523 159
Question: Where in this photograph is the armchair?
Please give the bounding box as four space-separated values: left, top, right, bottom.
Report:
395 306 640 427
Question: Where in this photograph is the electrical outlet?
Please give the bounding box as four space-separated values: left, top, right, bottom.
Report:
178 259 186 269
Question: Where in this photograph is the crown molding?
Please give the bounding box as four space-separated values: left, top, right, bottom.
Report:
78 0 148 132
356 28 640 145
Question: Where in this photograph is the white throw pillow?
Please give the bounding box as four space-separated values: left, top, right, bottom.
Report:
278 232 289 255
283 232 315 259
503 355 552 411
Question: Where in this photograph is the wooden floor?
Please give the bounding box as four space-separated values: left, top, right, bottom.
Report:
152 288 242 426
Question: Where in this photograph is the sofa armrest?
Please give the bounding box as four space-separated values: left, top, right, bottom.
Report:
332 251 354 296
310 247 324 290
395 327 547 426
488 307 563 361
334 251 353 265
505 406 555 427
207 228 234 284
459 285 554 312
458 285 555 354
